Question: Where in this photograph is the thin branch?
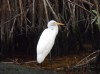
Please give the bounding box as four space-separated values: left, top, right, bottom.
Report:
9 18 16 38
77 50 100 64
66 0 95 16
46 0 58 21
43 0 49 22
7 0 11 11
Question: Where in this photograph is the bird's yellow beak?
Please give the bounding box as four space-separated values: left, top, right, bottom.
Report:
56 22 64 26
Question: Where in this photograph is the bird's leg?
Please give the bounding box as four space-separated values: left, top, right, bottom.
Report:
40 63 43 68
49 51 52 68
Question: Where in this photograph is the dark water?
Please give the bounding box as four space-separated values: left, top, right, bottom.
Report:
0 62 100 74
0 63 64 74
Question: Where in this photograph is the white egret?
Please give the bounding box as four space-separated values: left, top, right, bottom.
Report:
37 20 64 63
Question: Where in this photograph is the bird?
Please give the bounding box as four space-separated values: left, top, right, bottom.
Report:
37 20 64 63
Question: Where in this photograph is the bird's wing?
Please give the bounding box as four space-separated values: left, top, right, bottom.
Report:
37 29 56 60
37 29 55 53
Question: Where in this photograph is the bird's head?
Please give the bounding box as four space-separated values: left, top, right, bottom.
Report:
47 20 64 28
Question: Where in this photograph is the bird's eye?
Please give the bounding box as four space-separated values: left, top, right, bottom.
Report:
54 22 56 24
51 28 54 30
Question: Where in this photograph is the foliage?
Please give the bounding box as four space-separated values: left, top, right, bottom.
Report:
0 0 100 57
92 10 100 30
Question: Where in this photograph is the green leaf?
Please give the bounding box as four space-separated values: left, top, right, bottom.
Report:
92 10 98 15
97 15 100 29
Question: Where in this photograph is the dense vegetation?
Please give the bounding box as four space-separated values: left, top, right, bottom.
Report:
0 0 100 59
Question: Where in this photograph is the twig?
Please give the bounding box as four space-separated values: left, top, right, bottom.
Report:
77 50 100 64
46 0 58 21
9 18 16 38
0 62 14 64
73 56 96 68
24 61 37 64
0 60 37 64
7 0 11 11
1 5 30 26
66 0 95 16
79 0 94 6
43 0 49 22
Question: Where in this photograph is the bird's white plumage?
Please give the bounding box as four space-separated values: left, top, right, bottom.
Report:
37 28 57 63
37 20 63 63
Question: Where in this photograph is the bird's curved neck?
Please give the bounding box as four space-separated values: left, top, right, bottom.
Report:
48 26 58 34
